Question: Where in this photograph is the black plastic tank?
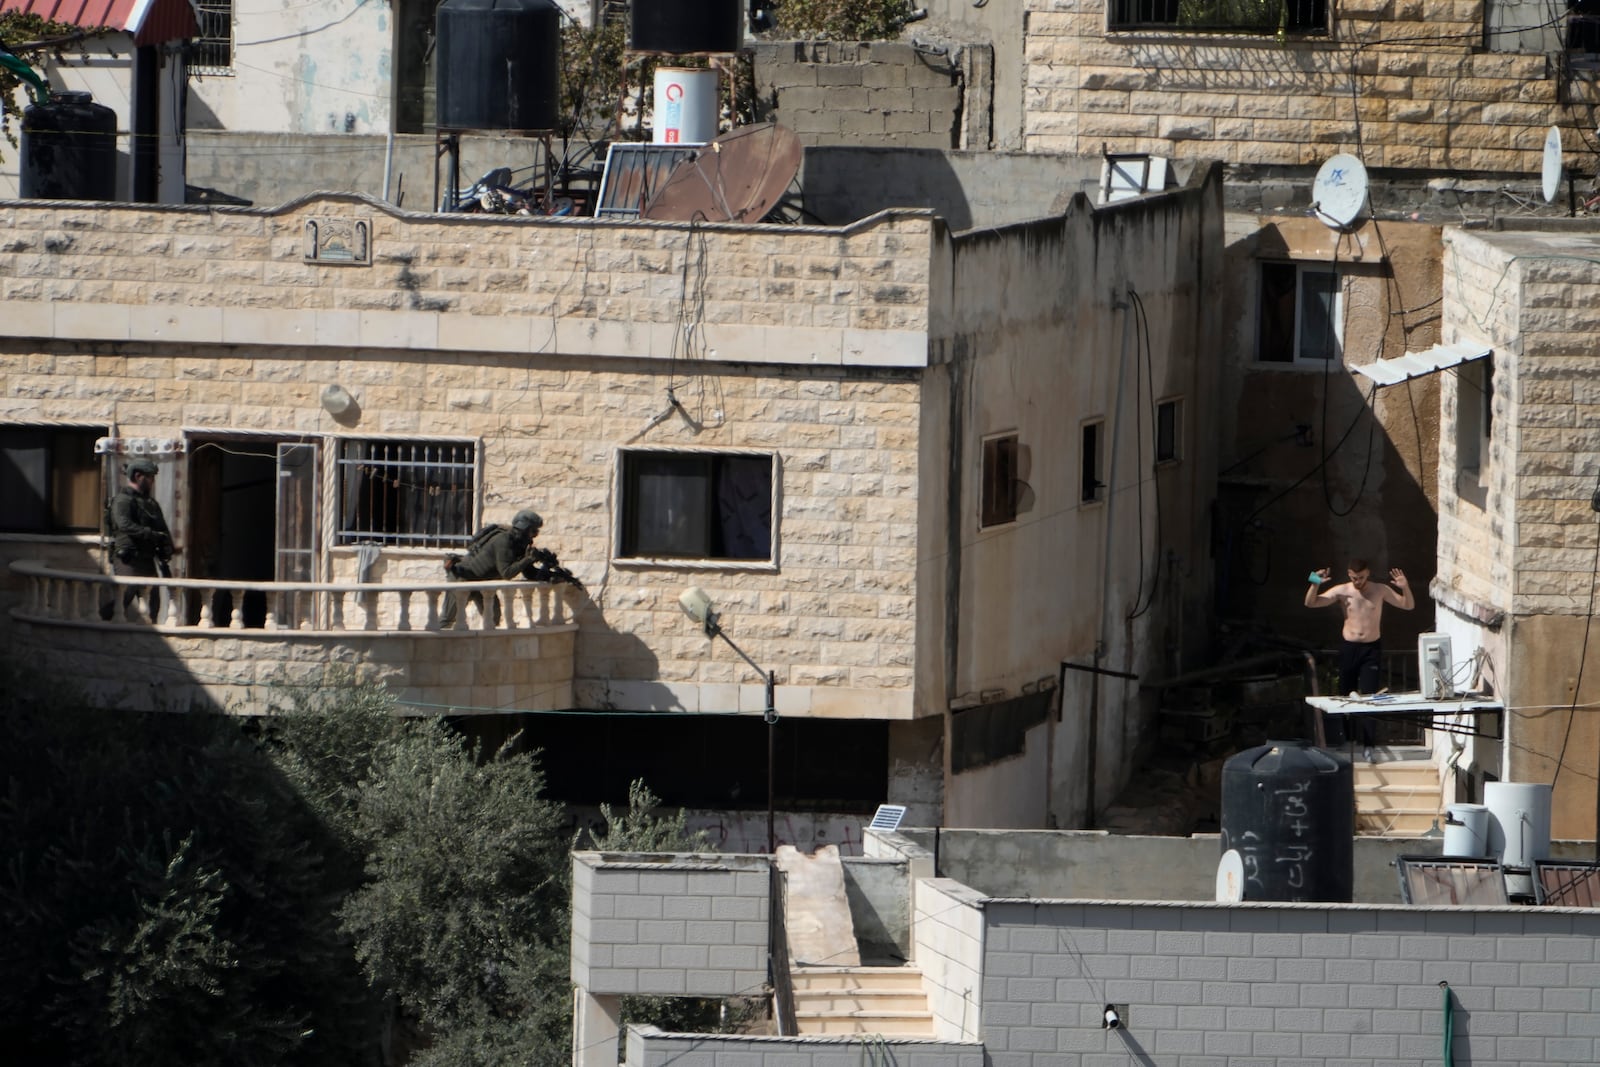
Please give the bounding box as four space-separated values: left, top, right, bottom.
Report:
1219 740 1353 903
20 91 117 201
435 0 560 132
631 0 743 54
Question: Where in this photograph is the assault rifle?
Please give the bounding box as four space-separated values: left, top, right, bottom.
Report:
521 545 584 592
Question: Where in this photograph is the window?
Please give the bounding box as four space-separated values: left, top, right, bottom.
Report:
1455 359 1493 502
1081 421 1105 503
0 426 106 534
192 1 235 74
1258 261 1341 364
980 433 1019 528
618 450 774 562
336 438 476 547
1155 398 1182 464
1108 0 1327 34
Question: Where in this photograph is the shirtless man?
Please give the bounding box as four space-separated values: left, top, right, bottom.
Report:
1305 558 1414 758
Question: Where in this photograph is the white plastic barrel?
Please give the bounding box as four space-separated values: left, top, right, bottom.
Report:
1442 803 1489 857
1484 782 1552 868
653 67 718 145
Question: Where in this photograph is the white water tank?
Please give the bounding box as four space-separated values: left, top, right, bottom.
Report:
653 67 718 145
1443 803 1489 857
1484 782 1552 868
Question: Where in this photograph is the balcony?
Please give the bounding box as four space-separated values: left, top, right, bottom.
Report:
8 561 579 716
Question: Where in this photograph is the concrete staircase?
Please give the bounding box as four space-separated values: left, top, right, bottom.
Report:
790 965 934 1036
1354 755 1444 836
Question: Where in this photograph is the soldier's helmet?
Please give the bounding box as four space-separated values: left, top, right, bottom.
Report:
511 509 543 533
128 459 159 477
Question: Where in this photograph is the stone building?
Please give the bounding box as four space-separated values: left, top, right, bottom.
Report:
1427 223 1600 839
0 151 1224 842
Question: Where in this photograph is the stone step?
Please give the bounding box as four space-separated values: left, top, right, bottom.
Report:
1357 809 1441 836
794 1011 935 1036
790 966 926 992
794 991 932 1013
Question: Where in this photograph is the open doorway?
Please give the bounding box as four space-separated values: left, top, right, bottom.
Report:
186 435 319 628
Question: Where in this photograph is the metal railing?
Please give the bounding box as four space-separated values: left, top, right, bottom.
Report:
768 863 797 1037
10 560 575 634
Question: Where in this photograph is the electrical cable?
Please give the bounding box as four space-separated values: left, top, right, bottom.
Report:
1549 470 1600 791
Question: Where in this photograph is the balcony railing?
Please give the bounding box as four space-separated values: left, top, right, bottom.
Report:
10 560 576 634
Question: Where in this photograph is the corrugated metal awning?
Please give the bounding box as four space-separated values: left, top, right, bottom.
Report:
1350 341 1491 387
0 0 198 45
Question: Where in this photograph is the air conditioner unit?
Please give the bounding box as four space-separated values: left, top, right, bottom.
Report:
1419 632 1454 700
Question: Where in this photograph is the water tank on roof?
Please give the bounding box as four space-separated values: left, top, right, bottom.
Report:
1219 740 1353 903
436 0 560 132
631 0 743 54
20 91 117 201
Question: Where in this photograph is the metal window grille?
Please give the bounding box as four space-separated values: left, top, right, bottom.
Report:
1108 0 1328 34
336 439 476 548
192 1 235 74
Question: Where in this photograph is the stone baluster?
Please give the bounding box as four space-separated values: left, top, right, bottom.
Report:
230 588 246 629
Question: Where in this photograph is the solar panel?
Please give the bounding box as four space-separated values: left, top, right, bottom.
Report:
1533 860 1600 907
867 804 907 832
1396 856 1508 906
594 144 697 218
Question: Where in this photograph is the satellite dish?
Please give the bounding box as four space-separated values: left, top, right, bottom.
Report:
1310 153 1369 230
1216 849 1245 903
1541 125 1563 205
640 122 802 224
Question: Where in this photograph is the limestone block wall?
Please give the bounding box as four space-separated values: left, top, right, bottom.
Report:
1021 1 1600 172
7 617 575 716
0 197 933 357
571 853 771 997
0 195 934 719
982 899 1600 1066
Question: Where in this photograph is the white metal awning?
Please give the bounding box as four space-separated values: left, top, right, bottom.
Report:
1350 341 1491 387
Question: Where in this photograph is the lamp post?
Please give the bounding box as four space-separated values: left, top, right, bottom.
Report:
680 586 778 854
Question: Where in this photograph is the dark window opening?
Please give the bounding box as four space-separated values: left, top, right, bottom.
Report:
1258 261 1340 364
620 451 774 561
336 438 475 548
1108 0 1328 34
478 713 890 812
981 434 1019 528
1156 399 1181 463
0 426 106 534
192 1 235 73
1081 422 1105 503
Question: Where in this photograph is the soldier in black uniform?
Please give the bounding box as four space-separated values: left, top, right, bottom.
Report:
440 509 544 627
101 458 174 621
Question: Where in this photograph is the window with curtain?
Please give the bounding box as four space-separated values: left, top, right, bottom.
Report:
618 450 775 562
336 438 476 547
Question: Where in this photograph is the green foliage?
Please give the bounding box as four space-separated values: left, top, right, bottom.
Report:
0 666 381 1067
1176 0 1289 33
263 680 575 1063
771 0 911 41
582 778 708 853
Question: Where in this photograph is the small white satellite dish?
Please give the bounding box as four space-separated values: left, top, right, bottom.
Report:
1541 125 1563 205
1216 849 1245 903
1310 153 1369 230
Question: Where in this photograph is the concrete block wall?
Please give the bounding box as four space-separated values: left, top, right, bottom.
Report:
981 899 1600 1067
1021 1 1600 171
625 1027 987 1066
914 878 987 1042
571 853 771 997
752 41 967 150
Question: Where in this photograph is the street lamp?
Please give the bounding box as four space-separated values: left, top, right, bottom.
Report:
679 586 778 853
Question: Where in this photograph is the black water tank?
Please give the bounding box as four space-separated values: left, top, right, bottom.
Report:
436 0 560 132
1219 740 1353 903
632 0 743 54
20 91 117 201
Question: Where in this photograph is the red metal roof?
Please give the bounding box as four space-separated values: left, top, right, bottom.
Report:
0 0 198 46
